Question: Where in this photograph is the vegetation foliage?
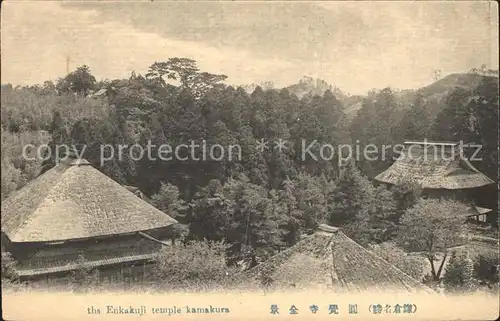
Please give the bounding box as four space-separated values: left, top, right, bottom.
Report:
1 60 498 291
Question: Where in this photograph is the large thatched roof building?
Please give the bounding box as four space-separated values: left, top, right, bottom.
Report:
375 141 493 190
245 224 434 293
375 141 494 222
1 159 177 281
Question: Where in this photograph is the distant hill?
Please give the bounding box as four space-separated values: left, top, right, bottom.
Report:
285 76 333 98
284 76 364 114
347 72 497 120
420 72 488 97
236 72 496 122
401 72 495 119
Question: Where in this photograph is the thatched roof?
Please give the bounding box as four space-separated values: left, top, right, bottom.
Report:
375 141 494 189
245 224 434 293
1 159 177 243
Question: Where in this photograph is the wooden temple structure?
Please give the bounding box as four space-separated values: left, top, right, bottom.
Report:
1 158 178 282
375 141 495 223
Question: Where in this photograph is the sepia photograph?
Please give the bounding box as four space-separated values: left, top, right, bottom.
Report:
1 1 499 320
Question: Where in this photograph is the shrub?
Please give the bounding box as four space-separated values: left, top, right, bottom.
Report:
152 240 238 291
473 253 499 284
1 252 18 280
68 254 101 292
1 128 49 200
443 251 477 292
1 85 110 131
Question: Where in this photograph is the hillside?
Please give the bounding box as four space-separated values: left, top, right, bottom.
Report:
285 76 333 98
284 76 364 114
347 73 498 120
420 72 488 97
273 73 495 121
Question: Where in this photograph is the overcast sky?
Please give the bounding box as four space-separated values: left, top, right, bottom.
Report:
1 1 498 94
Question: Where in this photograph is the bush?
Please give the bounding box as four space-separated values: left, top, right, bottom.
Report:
1 128 49 200
443 251 477 292
473 253 499 284
1 86 109 132
1 252 18 280
68 254 101 292
152 240 238 291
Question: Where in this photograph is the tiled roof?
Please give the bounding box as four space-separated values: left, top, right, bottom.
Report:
374 142 494 189
245 224 434 293
1 159 177 243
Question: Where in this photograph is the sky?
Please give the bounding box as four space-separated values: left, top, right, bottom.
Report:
1 1 498 95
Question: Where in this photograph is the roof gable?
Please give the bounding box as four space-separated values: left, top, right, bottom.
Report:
1 160 177 243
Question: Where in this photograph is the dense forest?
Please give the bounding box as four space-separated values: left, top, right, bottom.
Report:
1 59 498 279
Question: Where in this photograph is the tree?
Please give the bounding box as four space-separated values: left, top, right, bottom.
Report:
432 69 442 81
397 91 431 140
68 117 129 183
392 180 422 215
150 182 188 219
56 65 97 97
40 110 70 174
443 251 476 292
430 87 475 142
479 64 487 75
1 252 18 281
42 81 56 95
269 187 300 248
473 253 499 286
465 76 499 182
291 172 330 232
69 254 100 291
328 161 374 226
146 58 199 87
188 179 233 242
396 199 468 281
145 58 227 99
349 88 401 178
371 185 398 243
222 175 281 263
1 158 25 200
327 161 376 246
152 240 238 290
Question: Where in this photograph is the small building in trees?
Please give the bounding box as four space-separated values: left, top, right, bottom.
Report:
245 224 434 293
1 158 178 282
374 141 495 223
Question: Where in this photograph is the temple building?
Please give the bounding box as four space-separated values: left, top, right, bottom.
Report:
1 158 178 282
374 141 495 223
245 224 434 293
